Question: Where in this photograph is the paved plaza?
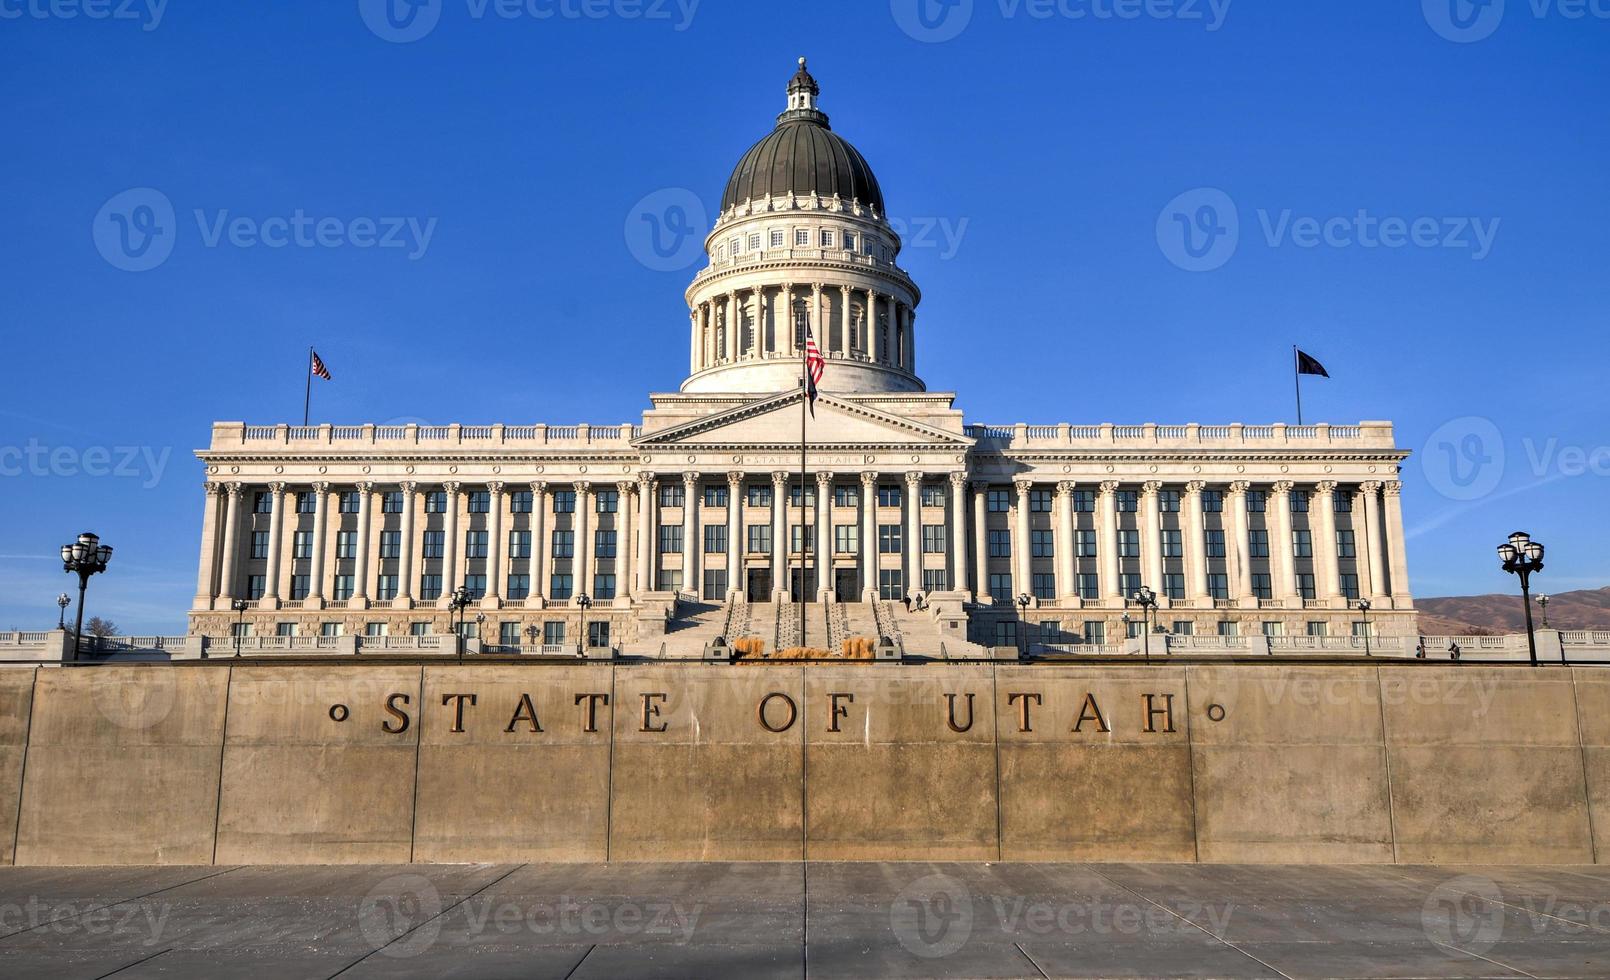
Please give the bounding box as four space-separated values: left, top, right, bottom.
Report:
1 862 1609 978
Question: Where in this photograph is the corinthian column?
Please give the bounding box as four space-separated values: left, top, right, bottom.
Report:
1183 481 1207 605
682 473 699 597
531 482 548 601
217 483 244 603
1055 481 1076 603
486 482 506 604
397 481 417 603
1270 481 1297 603
308 482 330 602
617 480 635 600
1227 481 1254 607
904 472 923 599
727 471 743 599
353 481 374 603
949 474 968 594
771 471 788 598
263 482 287 603
1013 480 1032 603
1360 481 1386 602
575 482 593 600
861 472 879 601
1314 481 1340 604
816 470 833 600
194 484 225 608
1383 481 1411 602
1098 481 1121 602
636 474 655 595
441 481 462 605
1139 482 1164 602
971 481 989 600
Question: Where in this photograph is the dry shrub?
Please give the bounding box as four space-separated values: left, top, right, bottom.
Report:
840 636 876 660
732 636 767 658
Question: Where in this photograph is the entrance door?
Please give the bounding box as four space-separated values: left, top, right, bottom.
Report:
747 568 771 601
834 569 859 602
789 568 817 601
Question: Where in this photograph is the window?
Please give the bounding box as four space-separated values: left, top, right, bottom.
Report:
922 525 946 554
702 570 725 600
420 575 442 600
1204 529 1225 559
657 526 681 554
594 574 617 600
920 485 945 507
1118 530 1139 559
1336 529 1356 559
922 569 948 594
253 492 273 514
877 484 902 508
297 492 317 514
1163 573 1185 600
276 622 295 637
988 573 1012 602
987 489 1010 512
747 524 772 553
996 621 1018 647
1297 573 1317 600
879 569 905 600
339 491 360 514
246 575 265 600
729 237 741 255
1290 490 1310 513
1341 573 1360 600
1120 572 1142 599
747 233 761 251
425 491 447 513
788 484 816 506
1116 490 1138 513
597 489 619 513
290 575 310 600
464 574 486 599
1072 490 1095 513
1032 573 1056 600
509 530 531 559
1306 621 1328 637
1248 529 1269 559
465 531 488 559
1292 530 1313 559
333 574 354 600
747 484 772 506
843 231 856 251
1030 489 1053 512
409 622 429 636
703 486 727 508
1217 621 1238 637
1334 490 1352 512
1083 621 1107 645
833 485 858 507
1077 573 1099 600
1202 490 1224 513
553 529 575 558
1207 573 1229 600
377 575 398 600
422 531 444 559
1159 490 1181 513
595 529 616 558
507 574 530 600
704 525 727 554
511 490 533 514
795 228 810 246
336 531 357 560
250 530 269 560
382 492 403 514
379 531 400 559
292 530 313 560
1352 620 1371 638
864 236 878 256
1262 621 1284 637
1247 490 1267 513
550 574 574 600
878 524 902 554
1031 529 1054 558
1251 573 1272 600
819 229 834 248
1075 530 1097 558
553 490 576 513
987 530 1011 558
1172 621 1194 636
791 525 816 552
1161 530 1182 559
835 525 859 554
657 570 682 592
770 229 785 248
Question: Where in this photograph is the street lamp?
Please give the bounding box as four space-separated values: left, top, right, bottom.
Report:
1497 530 1546 667
576 593 593 655
1356 598 1372 657
1132 586 1158 662
55 593 71 631
474 612 486 648
232 598 250 657
60 531 113 661
448 586 472 659
1015 593 1032 656
526 624 540 654
1537 594 1550 629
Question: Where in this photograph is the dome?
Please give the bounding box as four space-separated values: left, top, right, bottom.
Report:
720 59 885 215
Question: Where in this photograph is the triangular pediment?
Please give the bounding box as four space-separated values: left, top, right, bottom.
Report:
635 391 972 450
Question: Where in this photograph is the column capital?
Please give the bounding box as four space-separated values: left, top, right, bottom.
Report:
948 472 967 489
204 482 226 496
310 481 331 495
815 470 834 487
1098 480 1120 495
682 471 699 488
1055 480 1077 495
1184 481 1206 495
1013 479 1032 496
223 481 245 498
1382 481 1403 496
353 481 375 495
904 471 924 488
1271 480 1295 494
486 481 506 496
1227 480 1251 495
266 481 287 496
530 480 549 495
771 470 789 487
441 480 462 495
617 479 635 496
573 481 592 500
1360 480 1383 493
1139 480 1163 496
860 471 879 489
727 471 744 489
398 480 418 495
970 480 990 493
634 471 654 491
1314 479 1338 495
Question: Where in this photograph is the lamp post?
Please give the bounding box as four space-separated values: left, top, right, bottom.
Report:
1015 593 1032 656
55 593 70 631
1537 594 1550 629
474 613 486 649
232 598 250 657
526 624 540 655
1356 598 1372 657
1121 612 1131 655
448 586 472 660
1132 586 1157 663
60 531 113 661
576 593 593 655
1497 531 1546 668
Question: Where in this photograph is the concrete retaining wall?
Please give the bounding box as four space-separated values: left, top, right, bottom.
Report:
1 662 1603 866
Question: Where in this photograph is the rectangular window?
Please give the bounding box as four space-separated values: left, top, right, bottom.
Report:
879 569 905 600
987 529 1011 558
253 492 273 514
594 573 617 600
747 524 772 553
922 525 946 554
544 622 566 646
1248 529 1269 559
996 621 1018 647
509 530 531 559
464 574 486 599
988 573 1012 602
791 525 815 553
657 570 683 592
654 485 682 509
1072 490 1095 513
1336 529 1356 559
1032 572 1056 600
246 575 265 600
335 531 357 560
1083 621 1106 645
879 524 903 554
843 232 857 251
465 531 488 559
379 530 400 559
549 574 574 600
920 485 945 508
553 490 576 513
1163 573 1185 600
1251 573 1272 600
702 569 726 601
596 489 619 513
595 529 616 559
381 491 403 514
1218 621 1239 637
1161 529 1182 558
1307 621 1328 637
1120 572 1142 599
339 491 360 514
296 492 317 514
1208 573 1229 600
290 575 310 600
702 486 727 508
376 574 398 600
788 484 816 506
1262 621 1284 637
747 484 772 506
422 531 444 559
987 489 1010 512
770 229 785 248
510 490 533 514
1340 573 1360 600
1334 490 1352 512
250 530 269 560
1077 573 1099 600
1118 530 1139 559
704 525 727 554
1202 490 1223 513
424 491 447 513
1247 490 1267 513
877 485 902 508
320 623 340 638
420 575 442 601
832 485 857 507
507 574 530 600
1172 621 1194 636
553 529 575 558
409 622 429 637
333 574 354 600
1075 530 1097 558
1116 490 1138 513
1292 530 1313 559
795 228 810 246
819 229 834 248
1029 489 1053 513
747 233 761 251
1297 573 1317 600
1290 490 1310 512
655 525 681 555
292 530 313 560
922 569 947 594
834 524 859 554
1031 529 1054 558
276 622 295 637
1204 529 1225 558
1159 490 1181 513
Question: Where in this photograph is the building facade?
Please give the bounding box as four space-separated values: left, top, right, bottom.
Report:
190 61 1415 650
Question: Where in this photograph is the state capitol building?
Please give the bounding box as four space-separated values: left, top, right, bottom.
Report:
189 61 1416 655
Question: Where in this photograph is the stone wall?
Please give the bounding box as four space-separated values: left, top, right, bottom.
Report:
1 662 1603 865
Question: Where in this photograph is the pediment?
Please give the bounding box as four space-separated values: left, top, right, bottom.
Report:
635 391 972 450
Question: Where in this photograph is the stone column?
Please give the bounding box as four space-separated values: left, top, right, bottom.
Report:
1139 482 1163 601
262 482 287 602
308 482 330 602
906 307 917 374
971 481 989 600
949 474 968 594
888 295 900 368
811 283 823 347
727 471 743 599
867 290 881 363
1098 481 1121 602
441 481 461 604
217 482 244 602
1360 482 1385 602
1314 481 1340 604
815 470 833 600
486 482 506 603
194 484 225 608
353 482 374 602
1270 481 1297 603
861 472 879 600
1183 481 1207 605
531 482 549 601
1013 480 1032 602
725 294 737 361
904 472 923 599
575 482 593 599
397 482 417 603
771 471 788 597
1383 481 1411 601
689 309 699 374
781 284 795 350
841 285 852 357
1228 481 1254 606
682 473 699 596
617 481 635 600
1054 481 1076 602
636 474 655 594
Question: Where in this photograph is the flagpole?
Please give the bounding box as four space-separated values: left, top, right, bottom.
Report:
1293 345 1303 427
303 346 314 427
799 325 808 649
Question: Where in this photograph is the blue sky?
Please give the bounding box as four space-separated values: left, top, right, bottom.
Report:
2 0 1606 632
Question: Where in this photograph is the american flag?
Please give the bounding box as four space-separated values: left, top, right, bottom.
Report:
310 350 332 381
804 327 824 415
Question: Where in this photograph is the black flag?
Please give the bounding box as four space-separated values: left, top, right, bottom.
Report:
1295 349 1329 378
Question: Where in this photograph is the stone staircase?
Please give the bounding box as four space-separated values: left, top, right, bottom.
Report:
843 602 880 645
825 603 850 654
886 603 992 660
638 599 731 659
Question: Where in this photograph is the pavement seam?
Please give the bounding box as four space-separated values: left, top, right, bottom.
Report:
1429 938 1541 980
326 862 525 979
1376 866 1610 935
562 942 597 979
93 945 173 979
1012 940 1049 978
1086 865 1296 980
0 865 243 944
